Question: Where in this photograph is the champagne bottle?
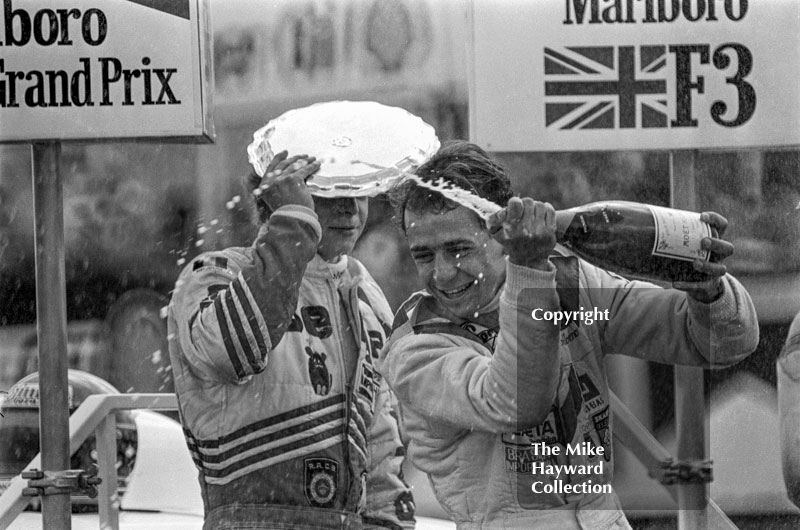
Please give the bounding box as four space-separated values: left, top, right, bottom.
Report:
554 201 716 282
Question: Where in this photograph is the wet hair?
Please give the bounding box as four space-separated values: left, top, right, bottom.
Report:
388 140 514 231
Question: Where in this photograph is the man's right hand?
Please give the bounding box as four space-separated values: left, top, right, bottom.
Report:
260 150 319 213
487 197 557 271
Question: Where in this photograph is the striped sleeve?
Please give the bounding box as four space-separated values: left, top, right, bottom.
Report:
174 259 272 382
174 204 320 383
211 271 272 378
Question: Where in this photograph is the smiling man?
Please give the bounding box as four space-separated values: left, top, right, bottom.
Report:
381 140 759 530
407 204 507 321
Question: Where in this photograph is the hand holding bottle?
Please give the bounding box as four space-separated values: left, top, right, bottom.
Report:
487 197 557 271
672 211 733 303
555 201 733 283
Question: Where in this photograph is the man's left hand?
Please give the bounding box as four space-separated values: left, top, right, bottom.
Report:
672 212 733 303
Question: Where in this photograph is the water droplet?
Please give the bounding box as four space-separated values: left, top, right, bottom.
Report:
210 219 219 226
478 273 484 279
195 239 205 247
160 306 169 319
197 225 208 235
176 257 186 266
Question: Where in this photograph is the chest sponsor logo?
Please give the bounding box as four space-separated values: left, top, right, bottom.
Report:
461 321 498 350
395 491 416 521
301 306 333 338
503 444 559 474
356 357 378 407
304 346 332 396
502 364 608 473
589 406 611 462
561 322 581 346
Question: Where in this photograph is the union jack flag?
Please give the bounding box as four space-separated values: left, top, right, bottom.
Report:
544 46 668 130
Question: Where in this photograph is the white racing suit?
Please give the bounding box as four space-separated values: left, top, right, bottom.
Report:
168 204 415 530
381 246 759 530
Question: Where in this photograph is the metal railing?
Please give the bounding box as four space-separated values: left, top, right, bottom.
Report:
610 392 738 530
0 393 178 530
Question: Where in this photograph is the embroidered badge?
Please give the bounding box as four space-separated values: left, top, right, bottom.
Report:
304 458 338 508
301 306 333 338
305 346 332 396
460 321 498 350
591 407 612 462
395 491 416 521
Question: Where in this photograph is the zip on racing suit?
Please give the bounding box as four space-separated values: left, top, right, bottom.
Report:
381 246 759 530
168 202 414 530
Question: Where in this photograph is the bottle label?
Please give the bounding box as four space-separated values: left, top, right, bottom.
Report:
647 205 711 262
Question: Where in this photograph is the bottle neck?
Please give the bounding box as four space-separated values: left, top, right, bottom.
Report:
554 210 574 242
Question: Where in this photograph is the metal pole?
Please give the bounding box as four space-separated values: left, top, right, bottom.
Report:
96 415 119 530
31 141 72 530
670 150 709 530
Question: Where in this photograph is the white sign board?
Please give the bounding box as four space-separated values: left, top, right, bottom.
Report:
469 0 800 151
0 0 213 143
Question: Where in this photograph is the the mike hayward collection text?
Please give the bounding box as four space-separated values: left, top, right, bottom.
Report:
529 441 613 495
